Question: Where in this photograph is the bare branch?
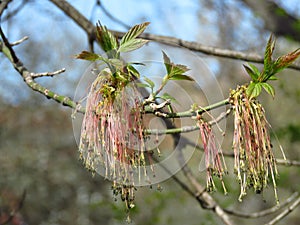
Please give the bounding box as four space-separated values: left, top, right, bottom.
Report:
10 36 29 46
276 158 300 167
265 196 300 225
31 68 66 78
177 146 234 225
0 26 84 113
225 192 299 218
96 0 130 29
50 0 300 71
144 108 231 135
0 0 12 16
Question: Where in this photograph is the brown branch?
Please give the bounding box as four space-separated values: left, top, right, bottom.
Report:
265 196 300 225
31 68 66 78
176 145 234 225
0 0 12 16
50 0 300 71
0 26 84 113
240 0 300 43
10 36 28 46
224 192 299 218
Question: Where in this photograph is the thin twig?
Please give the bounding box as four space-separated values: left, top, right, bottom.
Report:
10 36 29 46
225 192 299 218
0 26 84 113
49 0 300 71
31 68 66 78
265 196 300 225
96 0 131 29
276 158 300 167
144 108 231 135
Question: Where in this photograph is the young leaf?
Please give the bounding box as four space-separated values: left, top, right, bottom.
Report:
144 77 155 90
243 64 259 81
161 92 179 104
136 82 150 88
263 34 276 76
268 75 278 80
120 22 150 46
246 82 262 99
118 39 149 52
127 64 140 79
261 82 275 98
75 51 102 61
162 51 190 78
162 51 172 74
96 23 118 52
272 48 300 74
168 74 194 81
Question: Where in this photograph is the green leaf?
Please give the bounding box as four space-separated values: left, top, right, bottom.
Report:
263 34 276 75
261 82 275 98
268 75 278 80
246 82 262 99
120 22 150 46
136 82 150 88
168 74 194 81
96 23 118 53
144 77 155 90
161 92 179 104
118 39 149 52
127 64 140 79
75 51 102 61
107 58 124 69
243 64 259 81
162 51 190 78
162 51 172 74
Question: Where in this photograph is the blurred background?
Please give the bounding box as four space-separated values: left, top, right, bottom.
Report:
0 0 299 224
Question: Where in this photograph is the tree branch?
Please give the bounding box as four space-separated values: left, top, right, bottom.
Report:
240 0 300 43
224 192 299 218
50 0 300 71
0 26 84 113
265 196 300 225
0 0 12 17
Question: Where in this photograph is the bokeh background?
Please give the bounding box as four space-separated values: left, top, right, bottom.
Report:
0 1 299 224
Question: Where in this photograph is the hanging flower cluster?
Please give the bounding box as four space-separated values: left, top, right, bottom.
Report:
230 85 278 202
75 22 153 211
197 117 227 193
78 67 147 209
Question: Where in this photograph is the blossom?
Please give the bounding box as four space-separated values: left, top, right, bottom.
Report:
230 85 279 202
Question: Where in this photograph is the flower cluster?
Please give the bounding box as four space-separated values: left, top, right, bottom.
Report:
197 117 227 193
79 68 147 209
230 85 279 202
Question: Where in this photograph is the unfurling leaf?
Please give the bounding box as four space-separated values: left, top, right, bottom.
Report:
168 74 194 81
162 51 172 74
144 77 155 90
161 92 179 104
119 39 149 52
120 22 150 46
75 51 102 61
263 34 276 75
261 82 275 98
243 63 260 81
273 48 300 74
96 23 118 52
162 51 190 79
246 82 262 99
126 64 140 79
